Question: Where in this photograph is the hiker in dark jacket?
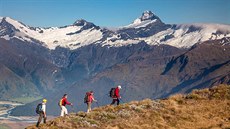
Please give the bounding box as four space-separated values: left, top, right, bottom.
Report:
60 94 73 116
111 85 122 105
36 99 47 127
85 91 97 113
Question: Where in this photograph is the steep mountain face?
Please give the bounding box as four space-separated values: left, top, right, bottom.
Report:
162 38 230 96
0 63 39 99
0 38 66 99
0 11 230 115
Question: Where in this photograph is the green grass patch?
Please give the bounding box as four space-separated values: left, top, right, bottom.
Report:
10 96 42 104
0 124 11 129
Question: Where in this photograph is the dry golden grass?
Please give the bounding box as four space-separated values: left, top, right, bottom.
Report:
26 84 230 129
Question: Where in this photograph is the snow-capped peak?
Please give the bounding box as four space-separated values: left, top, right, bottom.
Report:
2 17 15 22
73 19 100 30
0 17 103 50
124 11 162 28
1 17 27 28
0 17 41 41
73 19 89 26
140 11 160 21
133 11 161 24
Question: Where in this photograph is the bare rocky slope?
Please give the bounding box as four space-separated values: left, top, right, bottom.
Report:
26 84 230 129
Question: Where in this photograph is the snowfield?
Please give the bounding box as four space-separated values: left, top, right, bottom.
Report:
141 24 230 48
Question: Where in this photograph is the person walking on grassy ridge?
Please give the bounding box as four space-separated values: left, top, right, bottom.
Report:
59 94 73 117
36 99 47 127
110 85 122 105
84 91 97 113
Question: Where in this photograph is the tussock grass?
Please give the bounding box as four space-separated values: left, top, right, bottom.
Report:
26 84 230 129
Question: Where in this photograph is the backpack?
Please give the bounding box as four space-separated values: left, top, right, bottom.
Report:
36 103 42 114
58 98 63 106
84 92 90 103
109 88 116 98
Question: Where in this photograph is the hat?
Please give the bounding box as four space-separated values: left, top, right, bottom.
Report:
118 85 122 89
43 99 47 102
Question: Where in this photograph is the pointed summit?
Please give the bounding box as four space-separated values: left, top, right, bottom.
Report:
73 19 89 26
133 11 161 25
124 11 163 28
140 11 160 21
0 17 19 37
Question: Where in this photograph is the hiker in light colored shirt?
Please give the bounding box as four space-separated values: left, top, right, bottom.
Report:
36 99 47 127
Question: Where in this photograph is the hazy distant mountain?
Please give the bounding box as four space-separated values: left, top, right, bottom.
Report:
0 11 229 115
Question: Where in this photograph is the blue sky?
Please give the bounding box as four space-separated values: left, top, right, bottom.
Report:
0 0 229 27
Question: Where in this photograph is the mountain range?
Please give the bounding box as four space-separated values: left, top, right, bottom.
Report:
0 11 229 115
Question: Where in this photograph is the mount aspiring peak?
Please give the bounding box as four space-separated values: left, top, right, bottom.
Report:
124 10 163 28
139 10 161 22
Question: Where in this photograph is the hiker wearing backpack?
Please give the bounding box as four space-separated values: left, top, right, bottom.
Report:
110 85 122 105
84 91 97 113
59 94 73 117
36 99 47 127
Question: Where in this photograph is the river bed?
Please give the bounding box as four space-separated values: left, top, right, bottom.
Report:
0 101 37 129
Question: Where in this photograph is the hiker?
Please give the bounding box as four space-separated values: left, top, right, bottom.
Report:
36 99 47 127
84 91 97 113
59 94 73 117
111 85 122 105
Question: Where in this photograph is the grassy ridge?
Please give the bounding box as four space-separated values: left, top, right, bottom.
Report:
26 84 230 129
